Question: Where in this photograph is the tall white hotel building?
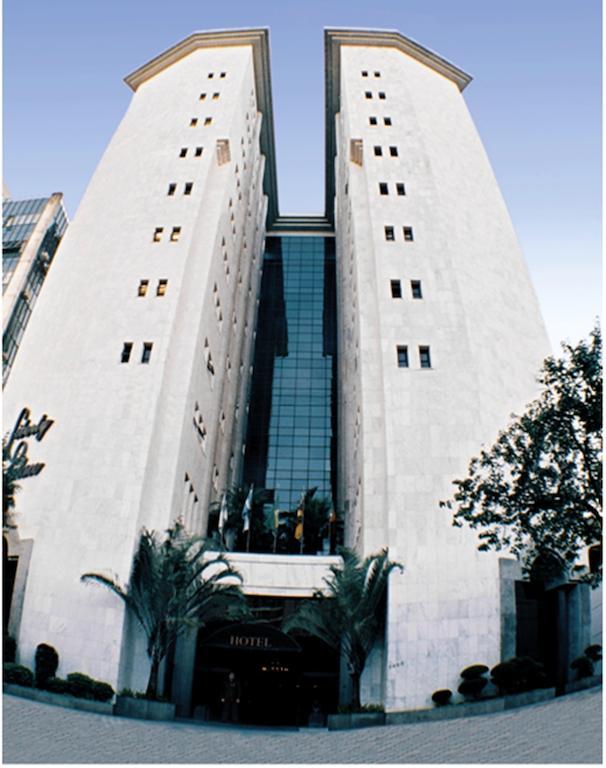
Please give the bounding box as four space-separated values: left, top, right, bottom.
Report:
5 28 562 721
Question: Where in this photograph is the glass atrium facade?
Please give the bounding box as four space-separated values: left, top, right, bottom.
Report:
243 235 336 512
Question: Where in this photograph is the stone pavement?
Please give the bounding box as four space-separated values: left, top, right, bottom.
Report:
2 687 602 764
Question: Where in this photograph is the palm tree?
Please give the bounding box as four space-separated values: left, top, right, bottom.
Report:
284 547 403 709
2 440 20 529
81 521 248 699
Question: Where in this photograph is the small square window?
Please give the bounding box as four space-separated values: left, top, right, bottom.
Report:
220 72 226 78
204 117 212 126
384 117 392 126
369 116 378 125
378 91 386 100
212 92 220 100
384 226 395 241
190 118 198 127
365 91 372 99
361 70 368 77
374 71 381 77
167 183 176 196
403 226 414 241
208 72 214 79
157 279 168 297
391 280 402 298
389 146 398 157
397 345 409 368
121 342 133 363
195 146 203 157
153 227 163 242
419 346 431 368
411 280 423 299
184 182 193 195
170 226 182 242
396 182 406 196
374 145 383 156
199 93 207 101
141 342 153 364
179 147 188 158
379 182 388 195
138 279 149 297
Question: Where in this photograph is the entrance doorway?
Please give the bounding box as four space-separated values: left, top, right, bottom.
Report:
191 619 338 726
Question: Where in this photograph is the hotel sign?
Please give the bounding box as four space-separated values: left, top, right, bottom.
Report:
5 407 54 479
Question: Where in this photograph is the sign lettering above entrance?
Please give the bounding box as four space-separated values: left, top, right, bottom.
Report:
230 634 271 649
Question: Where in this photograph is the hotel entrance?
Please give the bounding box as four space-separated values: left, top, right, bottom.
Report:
191 618 339 726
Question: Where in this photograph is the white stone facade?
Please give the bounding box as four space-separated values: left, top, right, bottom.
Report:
331 36 550 709
4 28 552 712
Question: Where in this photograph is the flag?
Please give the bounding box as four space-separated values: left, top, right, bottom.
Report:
218 492 229 536
242 484 253 533
294 490 305 541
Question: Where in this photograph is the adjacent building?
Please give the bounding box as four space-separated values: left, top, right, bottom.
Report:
5 28 587 720
3 193 68 384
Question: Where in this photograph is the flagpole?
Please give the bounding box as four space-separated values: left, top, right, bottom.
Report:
299 488 304 555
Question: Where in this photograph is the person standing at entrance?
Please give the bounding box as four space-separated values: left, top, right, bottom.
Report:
221 671 241 723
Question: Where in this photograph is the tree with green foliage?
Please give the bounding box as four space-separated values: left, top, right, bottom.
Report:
284 547 403 709
441 325 602 584
81 521 248 699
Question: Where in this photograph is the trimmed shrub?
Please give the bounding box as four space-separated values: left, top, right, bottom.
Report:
457 677 488 699
431 689 452 707
4 634 16 663
44 677 72 695
3 663 34 687
35 643 59 688
584 645 602 662
571 656 593 679
460 664 489 680
65 672 114 701
491 656 547 694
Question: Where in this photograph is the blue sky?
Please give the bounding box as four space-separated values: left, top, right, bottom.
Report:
3 0 601 349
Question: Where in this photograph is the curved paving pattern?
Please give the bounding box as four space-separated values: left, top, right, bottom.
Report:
3 687 602 764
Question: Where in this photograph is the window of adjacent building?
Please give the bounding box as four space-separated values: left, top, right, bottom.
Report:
204 117 213 126
121 342 133 363
411 280 423 299
170 226 182 242
179 147 188 158
138 279 149 297
212 92 219 100
157 279 168 296
167 183 176 196
396 182 406 196
389 145 398 157
374 71 381 77
208 72 214 78
153 227 163 242
384 117 392 126
384 225 395 241
195 146 203 157
141 342 153 364
361 70 368 77
379 182 388 195
190 118 198 127
365 91 372 99
199 93 207 101
403 226 414 241
391 279 402 298
397 345 409 368
220 72 226 78
369 116 377 125
419 346 431 368
374 145 382 156
184 182 193 195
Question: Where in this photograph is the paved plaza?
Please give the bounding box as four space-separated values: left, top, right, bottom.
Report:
2 687 602 764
